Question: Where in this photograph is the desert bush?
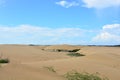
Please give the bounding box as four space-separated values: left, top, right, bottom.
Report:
65 71 109 80
0 58 9 63
69 49 80 52
56 49 80 52
67 53 85 57
44 66 56 73
56 49 69 52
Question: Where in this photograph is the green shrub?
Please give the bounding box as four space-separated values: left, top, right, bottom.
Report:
65 71 109 80
0 58 9 63
44 66 56 73
69 49 80 52
67 53 85 57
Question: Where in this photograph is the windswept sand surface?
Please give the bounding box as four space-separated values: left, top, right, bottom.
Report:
0 45 120 80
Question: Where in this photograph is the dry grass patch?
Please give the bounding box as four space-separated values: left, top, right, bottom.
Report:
44 66 56 73
65 71 109 80
67 52 85 57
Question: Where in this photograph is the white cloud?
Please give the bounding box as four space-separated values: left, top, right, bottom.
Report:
102 24 120 35
92 24 120 44
103 24 120 30
93 32 120 42
1 24 120 45
55 0 79 8
0 25 84 44
82 0 120 9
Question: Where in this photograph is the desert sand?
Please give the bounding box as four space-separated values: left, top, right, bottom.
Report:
0 45 120 80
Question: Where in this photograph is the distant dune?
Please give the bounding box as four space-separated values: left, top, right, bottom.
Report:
0 45 120 80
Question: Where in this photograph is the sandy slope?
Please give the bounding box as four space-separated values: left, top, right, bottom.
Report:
0 45 120 80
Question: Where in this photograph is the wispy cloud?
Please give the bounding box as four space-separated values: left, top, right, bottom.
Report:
55 0 120 9
1 24 120 45
82 0 120 9
0 25 86 44
82 0 120 23
55 0 79 8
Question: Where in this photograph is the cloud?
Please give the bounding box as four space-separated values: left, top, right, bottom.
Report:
82 0 120 9
103 24 120 30
102 24 120 35
92 32 120 42
92 24 120 44
0 25 85 44
55 0 79 8
1 24 120 45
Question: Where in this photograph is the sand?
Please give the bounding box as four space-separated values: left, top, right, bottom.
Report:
0 45 120 80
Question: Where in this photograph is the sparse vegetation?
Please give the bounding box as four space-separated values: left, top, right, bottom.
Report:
65 71 109 80
0 53 10 64
47 48 80 53
44 66 56 73
67 52 85 57
56 49 69 52
0 58 9 63
68 49 80 52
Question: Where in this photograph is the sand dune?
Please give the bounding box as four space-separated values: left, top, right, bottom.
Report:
0 45 120 80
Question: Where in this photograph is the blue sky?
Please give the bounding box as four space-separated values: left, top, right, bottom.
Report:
0 0 120 45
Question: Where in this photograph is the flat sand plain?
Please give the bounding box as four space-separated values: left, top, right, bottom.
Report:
0 45 120 80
